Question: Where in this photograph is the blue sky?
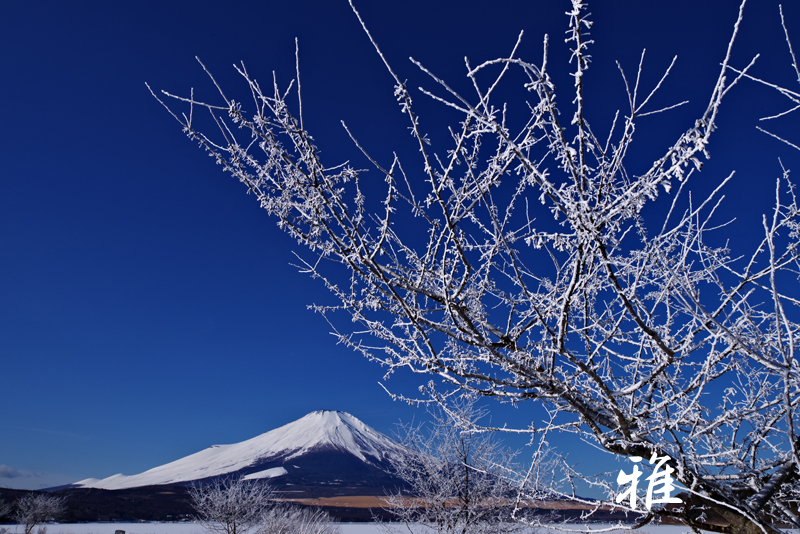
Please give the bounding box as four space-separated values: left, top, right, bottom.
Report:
2 0 799 491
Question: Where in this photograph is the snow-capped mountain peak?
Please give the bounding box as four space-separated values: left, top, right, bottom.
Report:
73 410 406 491
273 410 402 462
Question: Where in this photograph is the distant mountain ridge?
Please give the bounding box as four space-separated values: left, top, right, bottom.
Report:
69 410 408 496
35 410 632 523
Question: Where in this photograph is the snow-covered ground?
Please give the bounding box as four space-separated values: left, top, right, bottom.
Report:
4 524 792 534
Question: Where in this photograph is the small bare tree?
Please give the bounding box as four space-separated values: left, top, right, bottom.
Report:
259 505 338 534
190 477 338 534
151 1 800 532
190 477 276 534
385 399 523 534
13 494 66 534
0 498 11 534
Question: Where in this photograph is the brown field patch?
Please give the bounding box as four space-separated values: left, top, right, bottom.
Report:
283 496 608 511
284 496 391 508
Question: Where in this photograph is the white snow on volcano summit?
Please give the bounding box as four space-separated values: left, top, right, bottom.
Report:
75 410 405 490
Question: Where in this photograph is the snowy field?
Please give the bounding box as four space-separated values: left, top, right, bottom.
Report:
4 524 794 534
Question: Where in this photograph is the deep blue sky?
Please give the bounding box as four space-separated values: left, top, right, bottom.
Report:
2 0 799 491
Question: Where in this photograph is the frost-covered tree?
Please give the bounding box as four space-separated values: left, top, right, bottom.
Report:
190 478 276 534
258 505 338 534
152 1 800 533
385 399 524 534
190 477 337 534
13 494 66 534
0 499 10 534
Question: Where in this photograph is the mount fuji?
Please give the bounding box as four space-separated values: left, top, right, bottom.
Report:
70 410 409 497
